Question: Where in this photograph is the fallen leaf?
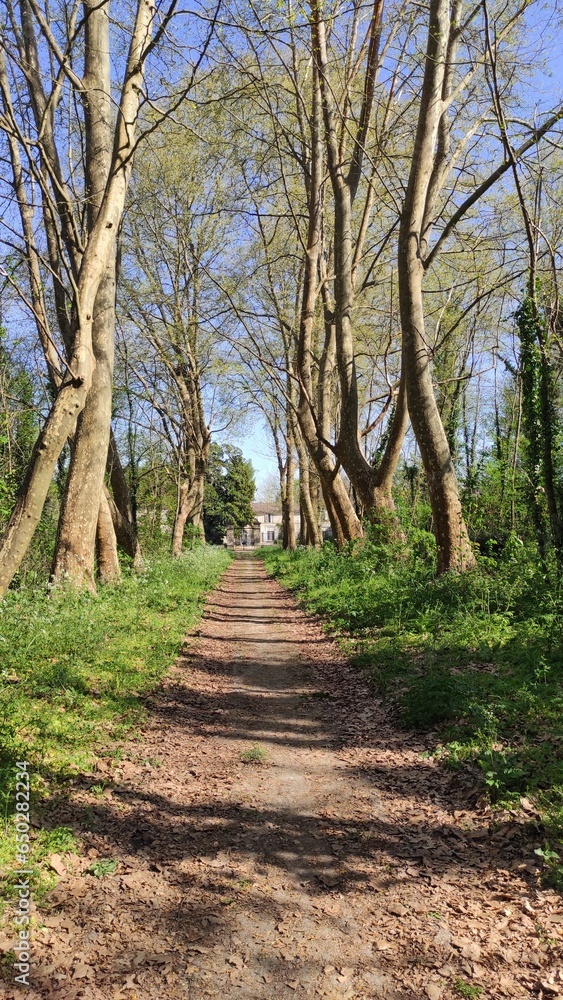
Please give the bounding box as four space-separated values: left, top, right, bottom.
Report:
73 963 91 979
455 939 481 961
434 927 452 949
540 983 562 997
425 986 442 1000
48 853 67 877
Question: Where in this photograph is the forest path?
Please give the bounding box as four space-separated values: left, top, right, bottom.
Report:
16 556 561 1000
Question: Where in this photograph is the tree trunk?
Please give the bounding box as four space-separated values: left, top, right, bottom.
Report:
107 431 144 569
295 63 362 546
369 375 410 542
172 481 191 557
296 428 322 546
188 472 206 535
298 403 362 544
399 222 474 574
319 475 348 548
51 257 116 589
397 0 475 573
172 448 208 555
0 0 155 596
281 413 296 550
96 488 121 583
312 0 405 525
0 368 94 595
51 0 114 590
282 447 297 550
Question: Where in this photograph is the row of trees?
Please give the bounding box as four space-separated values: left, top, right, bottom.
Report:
1 0 562 592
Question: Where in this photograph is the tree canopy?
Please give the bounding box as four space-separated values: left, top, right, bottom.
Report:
203 444 256 544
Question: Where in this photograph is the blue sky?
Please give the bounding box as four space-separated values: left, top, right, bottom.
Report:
233 421 278 499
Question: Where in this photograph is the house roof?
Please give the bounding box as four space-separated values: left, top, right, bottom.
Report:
252 502 282 515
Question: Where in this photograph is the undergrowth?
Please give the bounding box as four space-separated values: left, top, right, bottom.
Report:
261 534 563 885
0 546 231 904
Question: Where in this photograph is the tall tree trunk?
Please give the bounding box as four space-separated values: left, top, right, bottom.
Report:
311 0 406 523
320 478 348 548
0 0 156 596
399 255 473 571
371 374 410 518
295 63 362 546
188 471 206 539
52 258 116 589
282 445 296 550
51 0 115 589
397 0 475 573
0 369 94 595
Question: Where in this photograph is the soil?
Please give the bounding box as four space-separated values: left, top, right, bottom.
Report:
1 554 562 1000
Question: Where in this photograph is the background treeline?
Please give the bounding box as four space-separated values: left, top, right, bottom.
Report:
0 0 562 588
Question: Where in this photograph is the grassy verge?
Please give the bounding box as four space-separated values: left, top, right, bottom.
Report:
0 546 231 903
261 539 563 885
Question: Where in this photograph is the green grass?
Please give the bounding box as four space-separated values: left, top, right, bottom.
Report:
261 536 563 880
240 743 268 764
453 981 482 999
0 546 231 902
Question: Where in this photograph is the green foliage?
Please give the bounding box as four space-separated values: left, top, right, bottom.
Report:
0 329 39 531
0 547 231 900
453 980 482 998
262 539 563 852
534 844 563 890
240 743 268 763
204 443 255 543
88 858 118 878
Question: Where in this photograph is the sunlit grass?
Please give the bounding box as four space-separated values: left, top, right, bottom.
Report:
0 547 231 902
262 538 563 883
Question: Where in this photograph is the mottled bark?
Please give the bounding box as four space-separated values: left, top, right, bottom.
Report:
398 0 475 572
107 431 144 569
295 63 363 546
97 488 121 583
296 426 322 546
311 0 407 524
51 0 115 589
172 445 208 556
0 372 93 595
52 259 116 589
0 0 155 595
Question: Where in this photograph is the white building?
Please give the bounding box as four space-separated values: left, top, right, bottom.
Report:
225 502 331 547
251 503 301 545
225 502 298 547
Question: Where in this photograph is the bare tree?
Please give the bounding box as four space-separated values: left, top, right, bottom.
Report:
0 0 219 593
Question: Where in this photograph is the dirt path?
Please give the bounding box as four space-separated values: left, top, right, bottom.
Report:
6 556 562 1000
